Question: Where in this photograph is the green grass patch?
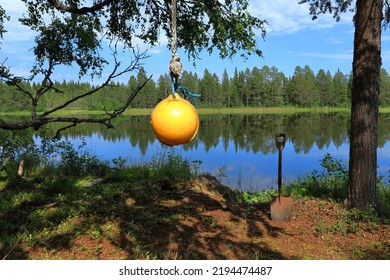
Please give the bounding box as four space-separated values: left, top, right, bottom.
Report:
4 106 390 117
379 107 390 113
0 106 355 117
191 106 350 115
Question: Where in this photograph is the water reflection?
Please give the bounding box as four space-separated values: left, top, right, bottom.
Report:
31 112 388 191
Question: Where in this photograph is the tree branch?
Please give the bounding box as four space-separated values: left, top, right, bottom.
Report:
0 48 151 135
39 49 149 119
0 72 151 135
104 74 153 120
48 0 113 15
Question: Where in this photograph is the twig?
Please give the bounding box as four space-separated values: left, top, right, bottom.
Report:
2 237 21 260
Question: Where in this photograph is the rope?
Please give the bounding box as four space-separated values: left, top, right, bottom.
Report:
170 74 201 105
169 0 182 97
171 0 178 63
168 0 200 105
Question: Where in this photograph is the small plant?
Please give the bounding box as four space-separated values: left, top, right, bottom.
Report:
112 156 127 170
377 184 390 217
215 166 227 181
89 229 101 240
149 148 202 183
53 138 108 177
237 189 278 205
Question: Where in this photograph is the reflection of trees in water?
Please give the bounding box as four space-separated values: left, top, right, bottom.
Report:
36 113 390 155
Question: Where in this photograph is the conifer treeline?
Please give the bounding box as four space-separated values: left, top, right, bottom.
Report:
1 65 390 111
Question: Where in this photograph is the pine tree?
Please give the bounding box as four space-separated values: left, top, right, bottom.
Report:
332 69 349 107
316 69 333 106
221 69 231 107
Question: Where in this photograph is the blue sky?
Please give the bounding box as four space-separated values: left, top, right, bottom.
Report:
1 0 390 84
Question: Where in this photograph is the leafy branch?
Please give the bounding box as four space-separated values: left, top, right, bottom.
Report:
0 48 151 136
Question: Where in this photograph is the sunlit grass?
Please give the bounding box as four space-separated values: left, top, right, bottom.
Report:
0 106 357 117
379 107 390 113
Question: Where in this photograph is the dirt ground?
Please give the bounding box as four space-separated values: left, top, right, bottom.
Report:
27 175 390 260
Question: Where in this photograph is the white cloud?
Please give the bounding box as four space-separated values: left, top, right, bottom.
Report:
249 0 354 35
131 33 168 55
325 37 344 45
0 1 36 75
299 51 352 60
0 0 35 43
0 0 26 13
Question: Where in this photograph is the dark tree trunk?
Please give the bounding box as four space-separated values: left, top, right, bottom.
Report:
348 0 383 210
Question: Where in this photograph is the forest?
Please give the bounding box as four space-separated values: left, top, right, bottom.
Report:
2 64 390 111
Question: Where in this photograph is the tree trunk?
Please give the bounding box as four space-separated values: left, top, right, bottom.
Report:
348 0 382 210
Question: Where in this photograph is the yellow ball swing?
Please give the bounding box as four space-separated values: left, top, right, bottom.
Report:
151 0 200 146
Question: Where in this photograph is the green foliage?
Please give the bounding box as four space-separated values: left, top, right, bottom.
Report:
286 153 390 218
0 129 108 185
0 129 40 180
236 189 278 205
0 0 268 132
39 137 108 177
104 164 151 183
29 15 106 78
14 0 265 75
377 181 390 217
286 153 348 201
298 0 355 22
148 149 202 183
12 61 390 112
0 5 9 42
288 65 318 107
105 149 202 186
380 69 390 106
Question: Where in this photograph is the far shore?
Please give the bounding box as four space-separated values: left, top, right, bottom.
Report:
2 106 390 116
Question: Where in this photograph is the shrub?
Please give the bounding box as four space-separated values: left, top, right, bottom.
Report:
377 182 390 217
148 148 202 183
286 153 348 202
39 137 108 177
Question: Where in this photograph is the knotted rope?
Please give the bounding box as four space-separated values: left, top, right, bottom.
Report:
168 0 200 104
169 0 182 94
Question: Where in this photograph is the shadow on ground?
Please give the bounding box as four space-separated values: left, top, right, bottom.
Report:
1 174 287 260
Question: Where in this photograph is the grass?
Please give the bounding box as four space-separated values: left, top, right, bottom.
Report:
379 107 390 113
3 106 390 117
197 106 351 115
0 106 357 117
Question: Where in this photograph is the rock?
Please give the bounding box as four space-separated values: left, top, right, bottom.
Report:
83 178 104 187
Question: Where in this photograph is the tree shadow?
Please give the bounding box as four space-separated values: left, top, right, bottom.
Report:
1 175 287 260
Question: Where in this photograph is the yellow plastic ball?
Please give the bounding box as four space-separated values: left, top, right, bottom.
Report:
151 93 199 146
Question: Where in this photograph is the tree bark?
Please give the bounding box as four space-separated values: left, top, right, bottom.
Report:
348 0 383 210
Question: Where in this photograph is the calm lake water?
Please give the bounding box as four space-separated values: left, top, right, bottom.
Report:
56 112 390 192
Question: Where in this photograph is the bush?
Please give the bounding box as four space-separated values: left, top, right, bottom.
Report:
39 137 108 177
0 129 41 178
285 154 390 218
286 153 348 202
377 182 390 217
105 148 202 186
0 130 109 184
148 148 202 183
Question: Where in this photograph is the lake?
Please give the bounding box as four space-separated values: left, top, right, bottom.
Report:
54 112 390 192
